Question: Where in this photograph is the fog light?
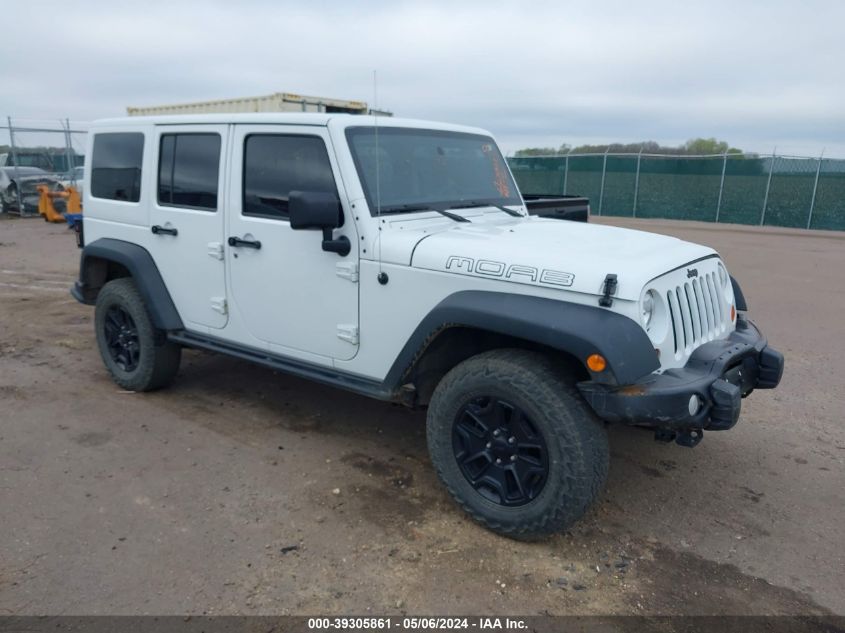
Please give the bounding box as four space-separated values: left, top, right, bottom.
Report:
688 394 701 416
587 354 607 372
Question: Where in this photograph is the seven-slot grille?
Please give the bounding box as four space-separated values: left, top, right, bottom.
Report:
666 271 728 357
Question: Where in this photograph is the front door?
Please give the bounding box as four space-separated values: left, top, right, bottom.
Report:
149 124 229 330
225 125 359 361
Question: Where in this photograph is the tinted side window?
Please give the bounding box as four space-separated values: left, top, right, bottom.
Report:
91 133 144 202
158 133 221 210
243 135 336 219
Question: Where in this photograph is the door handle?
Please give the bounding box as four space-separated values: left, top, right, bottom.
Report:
228 236 262 249
151 225 178 236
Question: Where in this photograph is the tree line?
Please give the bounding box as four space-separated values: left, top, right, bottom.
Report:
514 138 747 157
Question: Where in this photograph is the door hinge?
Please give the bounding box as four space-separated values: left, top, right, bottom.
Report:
210 297 228 315
336 261 359 282
208 242 225 260
337 324 359 345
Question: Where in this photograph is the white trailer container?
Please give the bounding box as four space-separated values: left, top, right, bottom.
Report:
127 92 390 117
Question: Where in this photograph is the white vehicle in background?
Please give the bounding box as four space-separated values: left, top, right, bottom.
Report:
71 113 783 539
57 166 85 197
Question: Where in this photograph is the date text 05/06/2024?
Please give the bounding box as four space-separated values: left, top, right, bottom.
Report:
307 617 528 630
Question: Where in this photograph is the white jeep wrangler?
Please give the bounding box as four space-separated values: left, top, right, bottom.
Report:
72 113 783 539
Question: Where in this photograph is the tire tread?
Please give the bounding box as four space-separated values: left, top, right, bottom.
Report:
427 348 609 540
94 278 181 392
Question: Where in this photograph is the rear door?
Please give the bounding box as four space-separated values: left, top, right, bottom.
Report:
149 124 229 330
225 124 359 361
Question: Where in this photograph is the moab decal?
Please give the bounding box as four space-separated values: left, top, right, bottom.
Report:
445 256 574 288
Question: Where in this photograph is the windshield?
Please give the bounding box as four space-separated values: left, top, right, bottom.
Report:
346 127 522 215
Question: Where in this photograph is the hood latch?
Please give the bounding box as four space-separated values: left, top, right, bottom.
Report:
599 274 618 307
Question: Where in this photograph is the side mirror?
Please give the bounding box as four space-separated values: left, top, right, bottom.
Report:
289 190 341 230
288 190 350 256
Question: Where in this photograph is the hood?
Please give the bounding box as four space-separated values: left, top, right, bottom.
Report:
13 174 59 192
390 217 716 301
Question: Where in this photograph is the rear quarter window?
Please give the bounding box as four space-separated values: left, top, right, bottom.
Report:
158 133 221 210
91 133 144 202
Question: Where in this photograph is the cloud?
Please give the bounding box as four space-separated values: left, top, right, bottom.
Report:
1 0 842 157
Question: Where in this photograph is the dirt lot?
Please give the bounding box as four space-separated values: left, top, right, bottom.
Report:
0 215 843 616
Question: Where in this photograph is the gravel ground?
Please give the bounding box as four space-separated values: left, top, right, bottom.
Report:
0 215 842 616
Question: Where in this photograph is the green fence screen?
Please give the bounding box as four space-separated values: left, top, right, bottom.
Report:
507 153 845 231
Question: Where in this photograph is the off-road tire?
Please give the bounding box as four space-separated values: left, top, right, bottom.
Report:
427 348 609 540
94 278 181 391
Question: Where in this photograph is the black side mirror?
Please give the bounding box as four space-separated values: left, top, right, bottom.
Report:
288 190 350 256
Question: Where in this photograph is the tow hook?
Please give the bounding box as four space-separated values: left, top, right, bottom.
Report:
654 428 704 448
676 429 703 447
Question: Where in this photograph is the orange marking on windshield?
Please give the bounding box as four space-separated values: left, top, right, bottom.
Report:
491 154 511 198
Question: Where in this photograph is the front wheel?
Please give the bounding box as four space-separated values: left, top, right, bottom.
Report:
94 278 181 391
427 349 609 540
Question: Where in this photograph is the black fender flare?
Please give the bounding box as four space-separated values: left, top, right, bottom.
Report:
383 290 659 388
730 275 747 311
71 238 183 331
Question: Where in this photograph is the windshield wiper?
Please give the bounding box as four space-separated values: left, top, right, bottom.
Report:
450 201 523 217
378 204 471 223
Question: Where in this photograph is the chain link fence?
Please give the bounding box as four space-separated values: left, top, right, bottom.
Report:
508 152 845 231
3 119 842 231
0 118 88 216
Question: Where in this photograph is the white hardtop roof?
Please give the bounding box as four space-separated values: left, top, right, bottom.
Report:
90 113 492 136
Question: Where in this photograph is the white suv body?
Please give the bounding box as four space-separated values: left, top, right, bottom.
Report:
73 113 783 538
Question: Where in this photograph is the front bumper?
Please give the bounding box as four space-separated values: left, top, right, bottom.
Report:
578 317 783 436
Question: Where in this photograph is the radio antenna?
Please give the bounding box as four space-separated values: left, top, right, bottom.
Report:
374 70 383 275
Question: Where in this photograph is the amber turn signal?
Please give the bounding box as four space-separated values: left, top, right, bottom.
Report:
731 304 736 321
587 353 607 372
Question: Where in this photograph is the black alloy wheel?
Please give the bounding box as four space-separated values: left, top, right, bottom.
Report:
94 278 181 391
452 396 549 506
427 348 610 539
103 305 140 372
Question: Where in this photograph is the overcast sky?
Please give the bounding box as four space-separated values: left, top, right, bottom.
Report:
1 0 843 157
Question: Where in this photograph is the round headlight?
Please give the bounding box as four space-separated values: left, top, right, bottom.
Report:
718 263 729 288
642 290 655 329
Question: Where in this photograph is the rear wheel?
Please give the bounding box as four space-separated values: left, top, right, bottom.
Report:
427 349 609 540
94 278 181 391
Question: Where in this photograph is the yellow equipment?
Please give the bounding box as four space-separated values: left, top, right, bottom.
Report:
37 185 82 222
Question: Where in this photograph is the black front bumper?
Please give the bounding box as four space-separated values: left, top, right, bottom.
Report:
578 317 784 436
